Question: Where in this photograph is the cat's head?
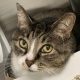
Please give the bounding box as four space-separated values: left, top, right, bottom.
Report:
11 3 76 76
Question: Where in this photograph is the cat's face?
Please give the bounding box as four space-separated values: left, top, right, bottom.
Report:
11 3 76 77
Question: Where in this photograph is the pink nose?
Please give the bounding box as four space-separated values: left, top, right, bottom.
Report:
25 59 34 67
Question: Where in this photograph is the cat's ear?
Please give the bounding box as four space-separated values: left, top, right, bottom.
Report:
52 13 76 40
16 3 34 29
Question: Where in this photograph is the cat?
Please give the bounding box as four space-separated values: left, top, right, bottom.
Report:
5 3 76 79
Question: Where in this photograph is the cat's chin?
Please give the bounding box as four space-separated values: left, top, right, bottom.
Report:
22 67 63 77
14 67 63 80
29 64 40 72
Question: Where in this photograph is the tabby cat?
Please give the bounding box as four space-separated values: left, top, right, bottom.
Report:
5 3 76 79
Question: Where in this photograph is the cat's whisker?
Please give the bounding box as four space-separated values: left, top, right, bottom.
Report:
44 68 54 75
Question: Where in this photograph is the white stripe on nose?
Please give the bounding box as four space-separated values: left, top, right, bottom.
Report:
26 39 36 60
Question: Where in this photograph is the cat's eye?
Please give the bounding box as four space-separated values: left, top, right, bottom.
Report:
41 44 53 53
19 38 28 49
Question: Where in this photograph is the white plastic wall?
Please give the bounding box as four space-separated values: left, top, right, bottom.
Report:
0 0 68 31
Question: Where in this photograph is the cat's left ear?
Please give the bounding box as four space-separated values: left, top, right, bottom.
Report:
52 13 76 40
16 3 34 29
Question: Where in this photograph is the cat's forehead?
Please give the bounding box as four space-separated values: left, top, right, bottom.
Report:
21 31 52 42
13 28 53 44
13 21 53 41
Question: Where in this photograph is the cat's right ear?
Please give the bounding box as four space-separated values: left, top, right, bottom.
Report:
16 3 34 30
52 13 76 40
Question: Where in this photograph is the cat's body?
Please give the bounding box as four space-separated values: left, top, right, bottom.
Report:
5 3 76 80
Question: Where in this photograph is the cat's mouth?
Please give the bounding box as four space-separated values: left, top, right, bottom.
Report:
25 59 39 72
28 64 39 72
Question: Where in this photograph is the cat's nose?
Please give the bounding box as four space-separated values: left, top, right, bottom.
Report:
25 59 34 67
